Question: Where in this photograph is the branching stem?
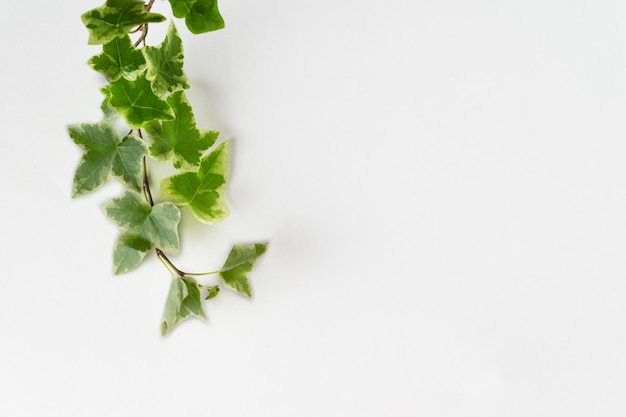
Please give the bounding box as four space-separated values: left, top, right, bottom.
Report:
133 0 156 47
134 25 149 47
156 249 186 277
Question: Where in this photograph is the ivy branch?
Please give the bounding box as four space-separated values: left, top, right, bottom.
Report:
71 0 268 335
136 129 183 277
133 0 156 47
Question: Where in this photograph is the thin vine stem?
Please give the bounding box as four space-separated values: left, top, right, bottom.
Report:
133 0 156 47
142 155 154 205
156 250 178 275
138 130 154 206
141 147 212 279
156 249 186 277
134 25 149 47
183 271 220 277
138 134 185 277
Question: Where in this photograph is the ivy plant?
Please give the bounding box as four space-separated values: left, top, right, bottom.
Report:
71 0 267 335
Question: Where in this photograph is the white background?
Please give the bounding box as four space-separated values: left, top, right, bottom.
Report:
1 0 626 415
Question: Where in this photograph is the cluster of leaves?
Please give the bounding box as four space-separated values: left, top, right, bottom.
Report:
71 0 267 335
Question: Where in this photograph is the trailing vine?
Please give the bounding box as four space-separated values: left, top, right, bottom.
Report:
70 0 267 335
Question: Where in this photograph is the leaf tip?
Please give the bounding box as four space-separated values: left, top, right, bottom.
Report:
255 242 269 254
160 322 168 336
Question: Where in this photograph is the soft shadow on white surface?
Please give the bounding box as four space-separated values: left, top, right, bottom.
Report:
1 0 626 416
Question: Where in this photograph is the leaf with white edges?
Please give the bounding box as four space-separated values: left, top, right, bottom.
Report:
103 191 181 274
218 243 268 297
167 0 225 34
144 91 218 169
69 121 147 197
142 21 191 96
82 0 165 45
102 74 174 128
88 35 146 82
160 141 229 224
161 276 206 335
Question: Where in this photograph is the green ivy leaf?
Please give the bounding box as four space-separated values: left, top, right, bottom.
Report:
218 243 268 298
102 74 174 128
69 121 147 197
161 276 206 335
143 21 191 96
82 0 166 45
167 0 225 34
104 190 181 255
100 87 117 119
160 141 229 224
113 233 153 274
103 191 181 273
144 91 218 169
88 35 146 82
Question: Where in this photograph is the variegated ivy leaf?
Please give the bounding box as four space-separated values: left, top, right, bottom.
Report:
82 0 165 45
218 243 268 298
161 276 206 335
103 191 181 274
167 0 225 34
101 74 174 128
69 121 147 197
160 141 230 224
88 35 146 82
99 86 117 119
113 233 152 274
143 21 191 96
144 91 218 169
